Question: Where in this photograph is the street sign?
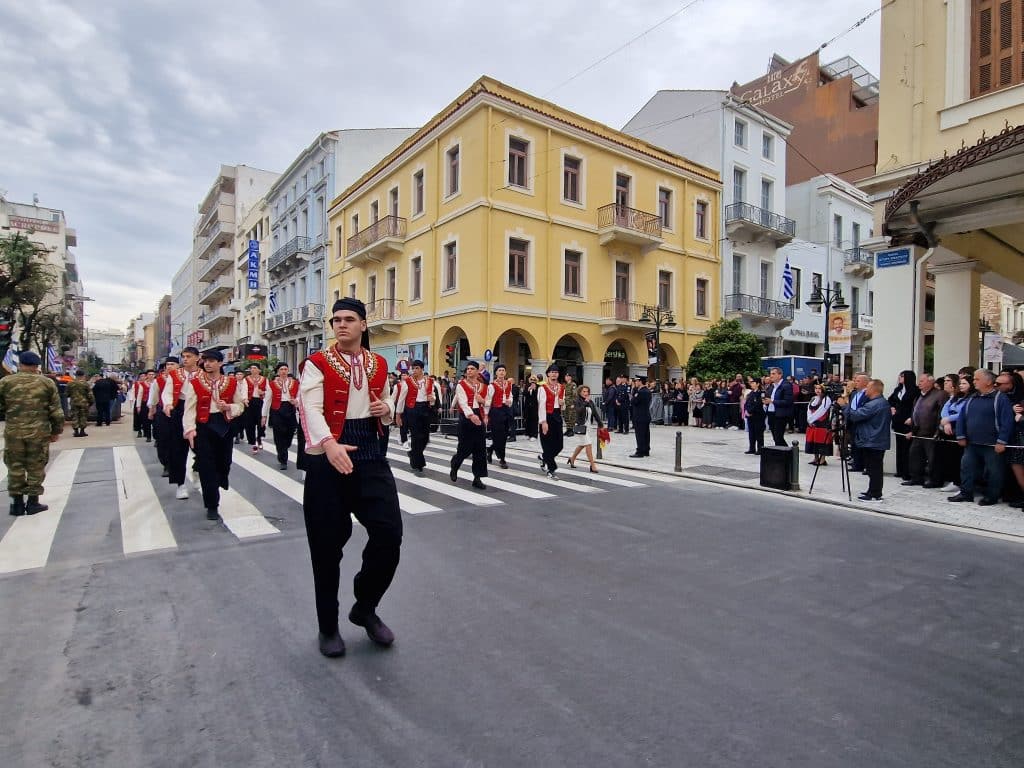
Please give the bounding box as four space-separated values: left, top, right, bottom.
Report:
876 248 910 269
247 240 260 290
483 349 493 362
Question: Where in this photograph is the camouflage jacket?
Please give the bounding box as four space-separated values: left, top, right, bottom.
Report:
563 381 578 426
67 380 95 407
0 371 65 437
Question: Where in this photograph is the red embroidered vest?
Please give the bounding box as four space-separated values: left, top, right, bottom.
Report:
542 383 564 414
166 369 194 402
307 346 388 439
247 375 267 399
460 379 485 411
137 381 151 404
268 378 299 410
403 375 435 408
191 374 238 424
491 380 511 407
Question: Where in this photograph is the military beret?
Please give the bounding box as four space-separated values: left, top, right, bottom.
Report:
201 350 224 362
18 351 42 366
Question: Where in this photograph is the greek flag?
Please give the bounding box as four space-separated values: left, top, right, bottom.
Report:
781 255 795 301
268 288 278 314
2 345 18 374
47 345 61 372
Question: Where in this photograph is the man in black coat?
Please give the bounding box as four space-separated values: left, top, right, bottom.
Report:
92 374 119 426
615 376 631 434
763 367 793 447
630 376 652 457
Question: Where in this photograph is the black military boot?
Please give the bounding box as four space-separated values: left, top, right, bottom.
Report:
80 428 89 437
25 496 48 515
9 496 25 516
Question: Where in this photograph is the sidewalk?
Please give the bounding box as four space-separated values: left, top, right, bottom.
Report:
503 423 1024 540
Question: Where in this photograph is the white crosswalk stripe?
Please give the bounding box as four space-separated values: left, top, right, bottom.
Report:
115 445 176 555
420 449 602 494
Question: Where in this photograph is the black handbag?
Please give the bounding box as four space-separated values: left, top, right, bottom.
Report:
572 424 587 435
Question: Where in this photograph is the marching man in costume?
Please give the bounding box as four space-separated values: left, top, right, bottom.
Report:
537 363 565 479
160 348 201 499
486 362 513 469
299 297 402 658
261 362 300 470
449 360 491 489
244 363 267 453
394 360 439 474
182 350 246 521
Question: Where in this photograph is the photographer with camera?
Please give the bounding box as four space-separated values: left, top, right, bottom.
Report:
838 378 891 501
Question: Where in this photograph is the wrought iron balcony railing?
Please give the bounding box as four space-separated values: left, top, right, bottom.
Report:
268 236 313 271
843 247 874 268
366 298 403 323
597 204 663 239
724 202 796 238
723 292 795 320
347 215 407 256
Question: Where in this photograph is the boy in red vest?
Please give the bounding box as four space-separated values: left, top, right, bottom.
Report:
261 362 300 470
298 297 401 658
161 348 201 500
486 362 513 469
449 360 491 489
183 350 245 520
537 363 565 478
244 363 267 453
394 360 438 474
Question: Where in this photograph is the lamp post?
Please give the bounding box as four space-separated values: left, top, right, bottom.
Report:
979 317 993 369
639 304 677 383
805 285 849 378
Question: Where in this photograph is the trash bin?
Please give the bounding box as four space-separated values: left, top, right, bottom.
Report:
760 445 792 490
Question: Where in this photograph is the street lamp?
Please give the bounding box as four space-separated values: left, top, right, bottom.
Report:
639 304 677 383
805 285 849 377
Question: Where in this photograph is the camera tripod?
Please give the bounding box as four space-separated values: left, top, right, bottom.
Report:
808 403 852 501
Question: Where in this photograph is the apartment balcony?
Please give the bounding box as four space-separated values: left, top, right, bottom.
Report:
263 303 325 338
724 202 796 245
195 221 232 260
598 299 654 334
197 246 234 284
723 292 794 329
852 313 874 336
843 247 875 278
196 198 234 239
597 204 663 249
197 306 235 330
347 216 406 265
202 333 234 352
197 274 233 306
366 298 403 335
268 236 313 272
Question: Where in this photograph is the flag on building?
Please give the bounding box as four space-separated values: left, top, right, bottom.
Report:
268 288 278 314
781 255 795 301
47 345 62 372
2 345 18 374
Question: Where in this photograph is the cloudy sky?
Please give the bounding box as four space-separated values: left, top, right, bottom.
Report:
0 0 881 332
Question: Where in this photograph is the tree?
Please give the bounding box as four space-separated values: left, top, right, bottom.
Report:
77 351 105 377
684 318 765 381
0 233 55 310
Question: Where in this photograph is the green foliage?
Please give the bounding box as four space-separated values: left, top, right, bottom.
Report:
923 343 934 376
684 318 765 382
0 233 64 355
77 351 105 377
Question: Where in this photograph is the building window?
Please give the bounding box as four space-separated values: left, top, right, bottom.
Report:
695 278 709 317
615 173 631 207
658 270 672 309
851 221 861 249
811 273 823 313
413 170 425 215
411 256 422 302
972 0 1024 96
335 226 343 260
695 200 708 238
762 132 774 160
508 238 529 289
658 187 672 229
791 267 802 307
851 285 860 317
333 290 340 303
508 138 528 188
868 290 874 316
564 249 582 297
732 254 744 295
443 242 457 292
760 262 771 299
348 282 356 299
367 275 377 306
760 179 773 211
615 261 630 302
351 214 359 235
369 201 379 224
732 167 746 204
389 186 399 216
833 214 843 248
446 145 460 197
734 118 747 148
563 156 581 203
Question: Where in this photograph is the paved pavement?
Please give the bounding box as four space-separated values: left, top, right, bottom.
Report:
498 422 1024 540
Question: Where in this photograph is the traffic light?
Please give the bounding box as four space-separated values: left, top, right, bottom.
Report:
444 344 455 368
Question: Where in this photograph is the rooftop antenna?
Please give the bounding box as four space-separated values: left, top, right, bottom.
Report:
32 193 39 205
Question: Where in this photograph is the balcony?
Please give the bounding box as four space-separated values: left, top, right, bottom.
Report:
263 303 325 337
598 299 654 334
195 221 231 260
724 202 796 245
268 236 313 272
366 298 403 335
196 199 234 239
843 247 875 277
852 313 874 335
723 292 794 328
197 246 234 283
198 275 233 306
597 204 663 249
202 334 233 352
346 216 406 265
197 306 234 330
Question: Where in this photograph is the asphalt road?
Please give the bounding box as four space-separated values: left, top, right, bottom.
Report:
1 472 1022 767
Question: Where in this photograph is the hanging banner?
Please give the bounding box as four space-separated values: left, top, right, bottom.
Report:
247 240 260 290
983 332 1004 365
645 332 658 365
828 309 852 354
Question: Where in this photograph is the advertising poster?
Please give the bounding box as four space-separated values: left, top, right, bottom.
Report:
828 309 852 354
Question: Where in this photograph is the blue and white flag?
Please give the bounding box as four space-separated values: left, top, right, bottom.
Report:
47 345 61 372
268 288 278 314
781 255 795 301
2 345 18 374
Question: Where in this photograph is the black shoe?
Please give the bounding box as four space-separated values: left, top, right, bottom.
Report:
25 496 48 515
278 462 287 470
318 630 346 658
744 450 756 454
499 460 509 469
472 478 486 490
145 437 151 443
137 430 143 438
348 606 395 647
219 476 229 490
922 482 943 489
1009 500 1024 509
80 431 88 437
857 493 882 501
628 453 644 458
450 467 458 483
486 447 493 464
947 493 973 502
161 467 169 478
9 496 25 516
977 498 998 507
901 480 923 486
206 508 219 521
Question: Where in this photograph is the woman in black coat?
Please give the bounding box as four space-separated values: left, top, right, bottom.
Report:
887 369 920 480
743 378 766 454
523 376 540 442
670 382 689 426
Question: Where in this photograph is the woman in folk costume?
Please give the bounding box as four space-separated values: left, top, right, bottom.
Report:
804 382 834 466
298 297 402 658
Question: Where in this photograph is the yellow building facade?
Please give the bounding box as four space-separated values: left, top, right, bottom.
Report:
327 77 721 390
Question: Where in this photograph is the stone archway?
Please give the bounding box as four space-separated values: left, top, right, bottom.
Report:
603 340 630 380
551 334 587 381
492 328 538 383
439 325 471 375
648 342 682 383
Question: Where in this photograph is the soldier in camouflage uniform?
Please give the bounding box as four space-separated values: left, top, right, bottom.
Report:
66 369 94 437
562 372 578 436
0 351 65 516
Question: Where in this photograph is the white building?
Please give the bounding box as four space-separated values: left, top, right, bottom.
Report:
623 92 797 354
232 196 272 359
84 328 126 366
170 256 196 356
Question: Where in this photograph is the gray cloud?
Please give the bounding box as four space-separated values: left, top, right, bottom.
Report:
0 0 880 331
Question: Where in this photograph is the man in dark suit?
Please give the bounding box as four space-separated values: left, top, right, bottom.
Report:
630 376 652 457
615 376 631 434
904 372 949 487
763 367 793 447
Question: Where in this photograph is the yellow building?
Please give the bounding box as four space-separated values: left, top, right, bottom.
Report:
326 76 721 390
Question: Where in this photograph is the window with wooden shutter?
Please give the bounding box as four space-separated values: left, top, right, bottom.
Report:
971 0 1024 97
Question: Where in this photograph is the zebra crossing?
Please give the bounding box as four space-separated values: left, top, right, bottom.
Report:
0 436 676 576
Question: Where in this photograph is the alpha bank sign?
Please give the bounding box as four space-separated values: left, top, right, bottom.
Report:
247 240 259 290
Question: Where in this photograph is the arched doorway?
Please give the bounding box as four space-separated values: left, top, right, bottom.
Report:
551 334 587 381
439 325 471 376
649 342 681 384
492 328 538 383
603 341 629 380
